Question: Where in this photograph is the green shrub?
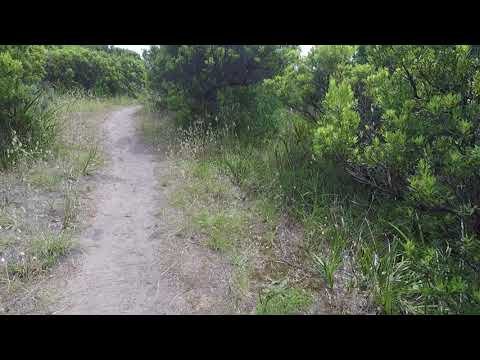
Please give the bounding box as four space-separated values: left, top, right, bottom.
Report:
144 45 295 130
309 45 480 312
145 44 480 313
312 46 480 250
0 45 59 168
44 45 146 97
265 45 357 121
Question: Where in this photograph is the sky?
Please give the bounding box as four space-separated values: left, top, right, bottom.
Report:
116 45 150 55
115 45 313 56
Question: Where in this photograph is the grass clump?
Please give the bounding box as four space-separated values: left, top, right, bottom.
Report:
230 253 252 296
30 231 73 271
2 230 73 284
62 184 79 230
192 209 246 252
256 280 313 315
169 160 233 207
0 209 16 230
74 144 101 177
26 165 64 191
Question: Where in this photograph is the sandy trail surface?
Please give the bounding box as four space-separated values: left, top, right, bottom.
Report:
52 107 232 314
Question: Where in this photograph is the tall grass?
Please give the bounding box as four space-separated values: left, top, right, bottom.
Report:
54 88 137 114
1 86 136 170
0 87 62 169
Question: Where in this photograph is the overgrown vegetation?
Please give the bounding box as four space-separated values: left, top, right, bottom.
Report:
1 45 142 312
0 45 144 169
44 45 146 97
4 44 479 314
143 45 480 314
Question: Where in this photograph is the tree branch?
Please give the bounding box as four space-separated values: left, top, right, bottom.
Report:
401 62 422 100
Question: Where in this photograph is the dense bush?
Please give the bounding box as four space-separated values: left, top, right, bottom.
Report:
314 46 480 252
281 45 480 312
0 45 58 167
264 45 357 121
147 45 480 313
44 45 146 97
144 45 296 129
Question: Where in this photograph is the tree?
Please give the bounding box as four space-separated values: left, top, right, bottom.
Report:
43 45 146 96
144 45 295 127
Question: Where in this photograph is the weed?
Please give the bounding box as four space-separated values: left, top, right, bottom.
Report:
254 197 280 227
192 209 245 252
312 251 343 289
230 253 252 297
26 165 64 191
62 184 78 230
0 209 16 230
256 280 313 315
1 230 73 284
30 230 73 271
77 144 100 176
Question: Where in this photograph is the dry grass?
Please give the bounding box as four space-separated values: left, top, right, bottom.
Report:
0 98 113 314
139 111 329 314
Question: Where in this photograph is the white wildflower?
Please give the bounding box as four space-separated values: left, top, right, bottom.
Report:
1 258 5 263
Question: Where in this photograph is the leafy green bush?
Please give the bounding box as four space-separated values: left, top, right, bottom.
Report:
265 45 357 121
144 45 294 130
145 45 480 313
313 46 480 252
307 45 480 312
0 45 59 168
44 46 146 97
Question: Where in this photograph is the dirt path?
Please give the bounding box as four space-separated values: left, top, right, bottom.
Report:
51 107 233 314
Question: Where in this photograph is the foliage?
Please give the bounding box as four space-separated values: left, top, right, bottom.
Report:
0 45 57 168
144 45 295 129
257 280 313 314
144 45 480 313
1 45 145 168
265 45 357 121
313 46 480 261
43 45 146 97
